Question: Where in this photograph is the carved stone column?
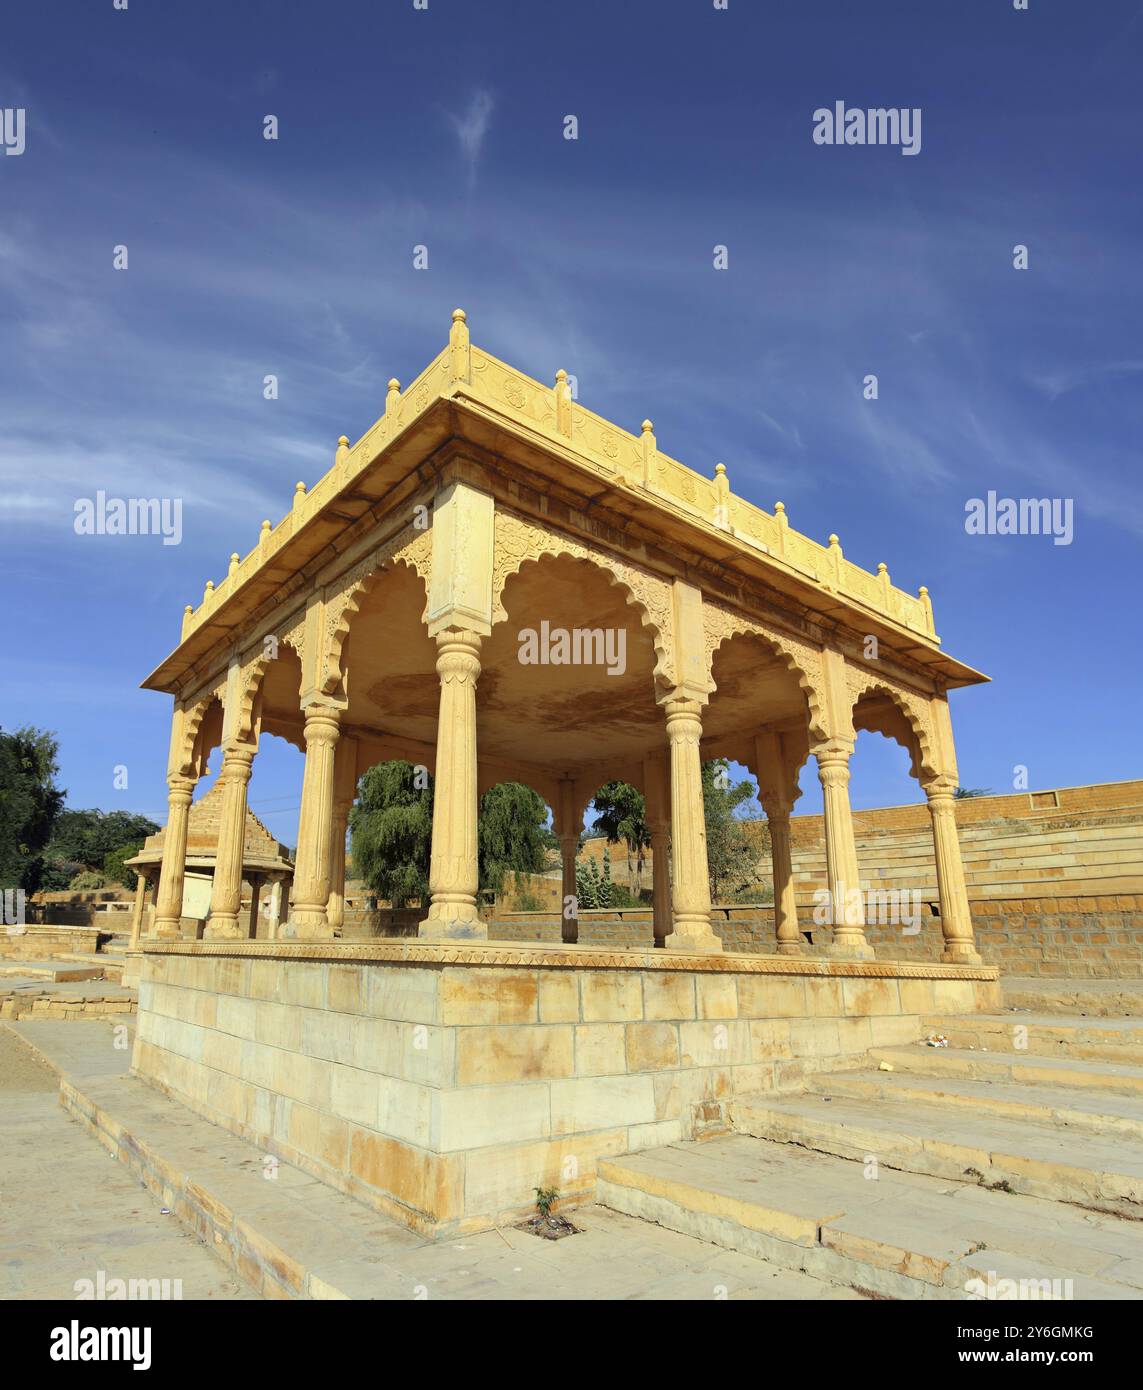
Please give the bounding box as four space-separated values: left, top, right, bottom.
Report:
648 821 672 947
246 874 262 939
153 775 196 939
205 743 255 939
326 803 350 936
558 833 579 943
663 697 721 953
924 775 983 964
813 739 873 960
284 704 341 940
421 630 485 940
128 869 148 951
764 799 801 955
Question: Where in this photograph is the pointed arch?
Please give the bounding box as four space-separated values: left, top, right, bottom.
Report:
491 508 673 686
702 599 829 745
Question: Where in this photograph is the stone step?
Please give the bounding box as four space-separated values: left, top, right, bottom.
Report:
1002 977 1143 1018
922 1013 1143 1064
6 1021 861 1302
597 1135 1143 1299
729 1091 1143 1216
0 962 105 983
867 1042 1143 1096
804 1069 1143 1142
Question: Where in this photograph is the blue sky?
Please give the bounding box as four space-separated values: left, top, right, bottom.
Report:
2 0 1141 839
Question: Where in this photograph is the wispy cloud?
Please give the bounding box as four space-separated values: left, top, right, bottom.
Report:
446 89 494 188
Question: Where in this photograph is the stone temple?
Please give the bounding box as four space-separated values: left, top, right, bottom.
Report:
126 309 1000 1236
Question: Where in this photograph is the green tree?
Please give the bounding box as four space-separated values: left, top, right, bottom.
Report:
702 759 762 904
103 841 147 890
349 764 552 906
0 726 66 892
41 808 159 890
349 762 433 909
478 781 549 896
591 780 650 893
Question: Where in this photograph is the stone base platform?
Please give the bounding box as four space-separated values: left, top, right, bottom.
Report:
132 939 999 1237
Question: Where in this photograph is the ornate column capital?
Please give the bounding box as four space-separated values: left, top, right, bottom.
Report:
811 737 855 768
434 629 483 684
166 773 196 804
923 773 959 805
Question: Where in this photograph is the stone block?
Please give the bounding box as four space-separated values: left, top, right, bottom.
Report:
749 1019 793 1062
286 1101 349 1172
574 1023 627 1076
841 978 901 1016
538 970 580 1023
695 974 738 1019
455 1025 574 1086
462 1130 626 1217
440 967 538 1025
789 1017 841 1058
679 1019 751 1067
347 1129 464 1222
625 1021 680 1071
737 976 807 1018
435 1083 551 1150
581 970 643 1022
550 1073 656 1134
642 972 696 1020
898 979 937 1014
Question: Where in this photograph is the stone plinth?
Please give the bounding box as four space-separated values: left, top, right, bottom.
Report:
132 940 999 1237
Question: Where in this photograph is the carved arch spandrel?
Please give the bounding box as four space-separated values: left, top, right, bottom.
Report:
701 599 830 746
175 685 226 777
319 523 432 695
846 663 940 781
491 508 674 686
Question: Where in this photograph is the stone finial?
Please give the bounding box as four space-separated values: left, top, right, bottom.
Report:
181 604 194 639
203 579 215 603
919 584 935 634
640 420 656 488
293 481 307 510
826 533 843 589
877 561 892 599
386 378 401 415
713 462 730 529
554 368 572 437
228 552 240 577
260 519 272 544
335 434 350 467
450 308 470 382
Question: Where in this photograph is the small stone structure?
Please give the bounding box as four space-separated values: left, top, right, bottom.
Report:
125 782 293 952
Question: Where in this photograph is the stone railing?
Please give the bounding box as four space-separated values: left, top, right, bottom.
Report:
180 313 937 645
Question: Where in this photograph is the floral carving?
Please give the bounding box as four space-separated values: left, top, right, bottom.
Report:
491 508 675 685
702 599 829 744
845 664 939 779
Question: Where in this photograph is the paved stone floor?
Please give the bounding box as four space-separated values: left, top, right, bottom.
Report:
0 1029 252 1300
0 1023 861 1301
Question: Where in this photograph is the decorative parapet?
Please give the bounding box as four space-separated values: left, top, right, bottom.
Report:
179 311 938 647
